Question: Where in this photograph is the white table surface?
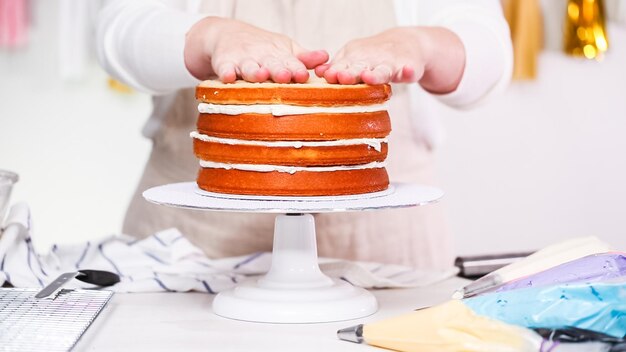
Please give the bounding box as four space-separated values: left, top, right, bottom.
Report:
76 277 468 352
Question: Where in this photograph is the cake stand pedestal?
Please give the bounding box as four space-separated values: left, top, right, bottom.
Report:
143 182 443 323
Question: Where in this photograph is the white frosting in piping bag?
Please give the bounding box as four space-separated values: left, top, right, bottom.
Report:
199 161 386 174
190 131 387 152
197 103 388 116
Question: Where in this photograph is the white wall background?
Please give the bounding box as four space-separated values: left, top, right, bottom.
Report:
437 43 626 255
437 2 626 255
1 1 625 257
0 1 151 252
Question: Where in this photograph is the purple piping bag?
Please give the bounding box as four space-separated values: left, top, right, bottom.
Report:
490 252 626 293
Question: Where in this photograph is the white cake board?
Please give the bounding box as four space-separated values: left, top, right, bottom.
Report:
143 182 443 323
143 182 443 213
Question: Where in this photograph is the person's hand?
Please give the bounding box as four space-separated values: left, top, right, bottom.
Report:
315 27 465 93
184 17 329 83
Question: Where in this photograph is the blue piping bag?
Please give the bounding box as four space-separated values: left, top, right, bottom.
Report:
464 280 626 338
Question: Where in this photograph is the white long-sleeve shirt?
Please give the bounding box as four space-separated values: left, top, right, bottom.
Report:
96 0 512 147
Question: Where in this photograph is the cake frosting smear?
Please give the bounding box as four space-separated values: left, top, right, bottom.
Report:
191 77 393 196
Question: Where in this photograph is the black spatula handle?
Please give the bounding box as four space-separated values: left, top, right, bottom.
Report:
76 270 120 286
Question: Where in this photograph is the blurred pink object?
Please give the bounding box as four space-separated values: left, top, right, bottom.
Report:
0 0 29 48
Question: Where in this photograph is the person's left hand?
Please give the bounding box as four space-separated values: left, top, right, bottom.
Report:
315 27 465 94
315 27 423 85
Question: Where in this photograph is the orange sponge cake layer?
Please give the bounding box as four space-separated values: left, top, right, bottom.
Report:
197 167 390 196
196 80 392 106
193 138 388 166
196 111 391 141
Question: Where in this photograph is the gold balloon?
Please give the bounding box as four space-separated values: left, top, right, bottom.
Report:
564 0 609 60
503 0 543 80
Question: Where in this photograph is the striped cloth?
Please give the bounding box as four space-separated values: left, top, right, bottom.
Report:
0 203 457 293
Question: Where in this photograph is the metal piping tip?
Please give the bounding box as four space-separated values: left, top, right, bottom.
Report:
451 289 464 300
337 324 364 344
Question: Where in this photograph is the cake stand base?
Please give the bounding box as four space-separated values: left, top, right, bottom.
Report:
212 213 377 323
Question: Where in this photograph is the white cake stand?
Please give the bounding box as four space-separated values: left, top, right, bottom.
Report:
143 182 443 323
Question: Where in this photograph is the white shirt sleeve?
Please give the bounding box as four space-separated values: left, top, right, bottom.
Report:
396 0 513 109
96 0 205 95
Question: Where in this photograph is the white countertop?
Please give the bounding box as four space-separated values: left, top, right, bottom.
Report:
76 277 468 352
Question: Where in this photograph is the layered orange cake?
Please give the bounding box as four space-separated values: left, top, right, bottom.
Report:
192 78 392 196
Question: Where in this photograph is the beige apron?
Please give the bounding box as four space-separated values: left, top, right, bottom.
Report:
123 0 453 269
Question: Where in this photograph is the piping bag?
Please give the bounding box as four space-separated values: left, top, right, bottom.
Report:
464 279 626 338
456 236 611 299
486 252 626 294
338 299 542 352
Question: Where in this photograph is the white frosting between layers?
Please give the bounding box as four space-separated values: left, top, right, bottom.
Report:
197 103 388 116
199 160 386 175
190 131 387 152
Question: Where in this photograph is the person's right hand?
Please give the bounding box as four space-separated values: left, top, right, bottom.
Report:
184 17 328 83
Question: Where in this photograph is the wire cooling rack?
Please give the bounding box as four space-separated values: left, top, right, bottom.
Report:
0 288 113 351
